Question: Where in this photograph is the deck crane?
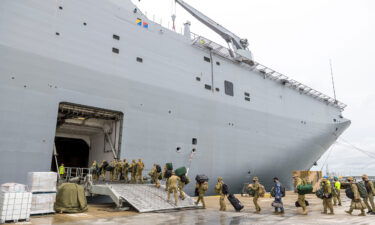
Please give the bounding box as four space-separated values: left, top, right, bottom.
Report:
175 0 254 66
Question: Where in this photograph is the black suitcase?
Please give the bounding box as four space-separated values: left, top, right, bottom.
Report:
227 194 244 212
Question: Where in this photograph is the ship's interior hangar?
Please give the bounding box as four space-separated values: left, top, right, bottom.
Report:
52 103 123 171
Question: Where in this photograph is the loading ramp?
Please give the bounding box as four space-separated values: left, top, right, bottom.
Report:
86 180 199 212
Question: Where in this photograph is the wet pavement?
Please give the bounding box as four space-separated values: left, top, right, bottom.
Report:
14 191 375 225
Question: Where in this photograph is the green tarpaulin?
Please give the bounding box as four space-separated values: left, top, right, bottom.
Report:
54 183 88 213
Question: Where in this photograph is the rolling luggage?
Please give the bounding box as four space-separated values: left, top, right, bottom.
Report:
227 194 244 212
195 174 209 184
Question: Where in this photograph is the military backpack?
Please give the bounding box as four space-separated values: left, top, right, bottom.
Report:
155 164 162 173
315 188 324 199
222 183 229 195
345 187 354 199
357 182 368 198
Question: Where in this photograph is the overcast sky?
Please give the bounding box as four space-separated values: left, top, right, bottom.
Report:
131 0 375 176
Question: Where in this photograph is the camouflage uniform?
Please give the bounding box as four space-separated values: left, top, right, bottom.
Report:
195 181 208 209
178 178 186 200
249 177 261 213
362 174 375 213
167 173 180 205
215 177 226 211
130 160 137 183
109 160 116 181
294 175 308 215
345 177 366 216
100 160 107 181
136 159 144 184
150 164 161 188
91 161 98 181
114 160 122 181
122 159 129 183
321 179 334 214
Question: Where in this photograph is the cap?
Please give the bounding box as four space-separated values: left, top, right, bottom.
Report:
347 177 354 182
362 174 368 179
253 177 259 181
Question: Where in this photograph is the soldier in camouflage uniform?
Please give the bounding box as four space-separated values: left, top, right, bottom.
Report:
100 160 107 181
195 181 208 209
321 178 334 215
114 160 122 181
150 164 161 188
293 173 308 215
215 177 226 211
136 159 144 184
248 177 261 213
109 160 116 181
130 160 137 183
178 176 186 200
167 171 180 205
91 160 99 181
122 159 129 183
345 177 366 216
362 174 375 214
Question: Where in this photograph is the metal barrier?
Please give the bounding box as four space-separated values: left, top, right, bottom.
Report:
64 167 92 181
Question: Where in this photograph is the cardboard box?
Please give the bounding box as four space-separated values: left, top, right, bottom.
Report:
27 172 57 193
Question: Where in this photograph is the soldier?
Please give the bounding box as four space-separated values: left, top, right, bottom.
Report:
321 178 334 215
109 160 116 181
100 160 108 181
195 181 208 209
362 174 375 214
114 160 122 180
136 159 145 184
248 177 261 213
122 159 129 183
345 177 366 216
178 176 187 200
90 160 98 181
333 176 342 206
293 173 308 215
215 177 226 211
167 171 180 205
130 159 137 183
150 164 161 188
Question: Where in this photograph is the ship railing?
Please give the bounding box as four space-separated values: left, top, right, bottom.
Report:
64 167 92 181
190 32 347 110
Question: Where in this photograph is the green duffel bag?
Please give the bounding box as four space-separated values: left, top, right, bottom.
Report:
166 163 173 170
175 167 187 177
297 184 313 195
315 188 324 199
357 182 368 198
248 188 255 197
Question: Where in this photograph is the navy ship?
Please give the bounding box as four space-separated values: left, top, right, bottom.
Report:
0 0 350 193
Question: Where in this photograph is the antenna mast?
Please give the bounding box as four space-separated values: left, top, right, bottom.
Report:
329 59 337 102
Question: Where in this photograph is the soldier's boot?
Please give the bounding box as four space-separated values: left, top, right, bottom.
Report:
345 209 353 215
358 210 366 216
301 207 308 215
280 209 285 214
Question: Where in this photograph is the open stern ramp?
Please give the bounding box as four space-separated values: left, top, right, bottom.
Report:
89 183 198 213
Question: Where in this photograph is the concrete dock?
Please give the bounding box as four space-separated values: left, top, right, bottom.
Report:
20 191 374 225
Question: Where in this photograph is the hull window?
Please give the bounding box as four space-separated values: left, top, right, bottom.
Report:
224 81 234 96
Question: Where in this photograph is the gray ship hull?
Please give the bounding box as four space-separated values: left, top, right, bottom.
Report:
0 0 350 194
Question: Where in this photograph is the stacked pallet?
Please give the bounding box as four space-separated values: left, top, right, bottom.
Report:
27 172 57 215
0 183 32 223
